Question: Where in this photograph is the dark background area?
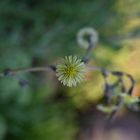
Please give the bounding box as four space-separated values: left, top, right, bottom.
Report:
0 0 140 140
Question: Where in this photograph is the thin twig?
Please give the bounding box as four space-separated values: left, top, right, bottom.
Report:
0 65 55 77
82 38 96 63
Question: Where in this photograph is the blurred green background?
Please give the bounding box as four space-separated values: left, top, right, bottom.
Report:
0 0 140 140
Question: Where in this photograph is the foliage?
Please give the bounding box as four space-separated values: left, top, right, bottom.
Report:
0 0 140 140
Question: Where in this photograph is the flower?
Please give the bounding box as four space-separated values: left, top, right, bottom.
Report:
77 27 98 49
56 56 86 87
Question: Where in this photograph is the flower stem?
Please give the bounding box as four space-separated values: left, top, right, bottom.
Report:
0 65 55 77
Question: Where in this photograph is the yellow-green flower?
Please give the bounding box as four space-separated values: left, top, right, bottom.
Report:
56 56 86 87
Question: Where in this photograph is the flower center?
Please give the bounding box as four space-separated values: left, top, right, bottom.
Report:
64 66 77 77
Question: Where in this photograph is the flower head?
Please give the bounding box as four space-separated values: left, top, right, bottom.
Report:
77 27 98 49
56 56 86 87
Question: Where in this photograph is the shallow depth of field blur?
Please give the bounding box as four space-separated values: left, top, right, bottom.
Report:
0 0 140 140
